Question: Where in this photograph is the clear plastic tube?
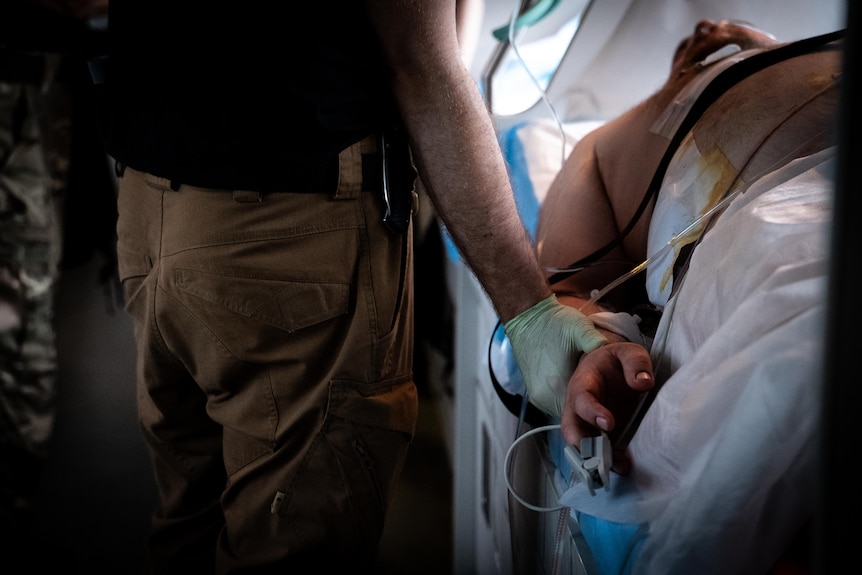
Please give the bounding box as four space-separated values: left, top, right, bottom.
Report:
567 120 832 311
582 183 744 309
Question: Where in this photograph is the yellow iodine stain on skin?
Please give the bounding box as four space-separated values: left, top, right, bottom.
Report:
659 143 738 294
805 67 838 90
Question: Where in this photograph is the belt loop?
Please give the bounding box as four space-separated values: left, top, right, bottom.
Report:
333 135 376 200
233 190 262 203
40 53 61 94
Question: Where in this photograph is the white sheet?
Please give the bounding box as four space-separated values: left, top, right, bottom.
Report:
558 147 834 575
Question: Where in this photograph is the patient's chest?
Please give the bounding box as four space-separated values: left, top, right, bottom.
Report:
693 50 840 184
645 48 840 306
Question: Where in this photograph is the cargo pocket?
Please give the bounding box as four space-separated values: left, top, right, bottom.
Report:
271 376 417 550
324 376 418 536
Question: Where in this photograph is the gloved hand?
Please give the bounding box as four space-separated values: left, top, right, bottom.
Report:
503 295 608 416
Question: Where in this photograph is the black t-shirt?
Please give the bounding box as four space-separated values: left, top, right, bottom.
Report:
101 2 396 191
1 0 103 55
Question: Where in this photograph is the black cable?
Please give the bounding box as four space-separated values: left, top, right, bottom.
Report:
547 28 846 286
486 319 549 428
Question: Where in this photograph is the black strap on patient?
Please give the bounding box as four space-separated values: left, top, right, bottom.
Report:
547 28 846 287
489 29 846 427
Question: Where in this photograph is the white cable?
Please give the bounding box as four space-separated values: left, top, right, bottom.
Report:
507 0 568 169
504 423 569 513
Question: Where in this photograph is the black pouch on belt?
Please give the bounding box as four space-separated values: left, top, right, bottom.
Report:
379 123 418 235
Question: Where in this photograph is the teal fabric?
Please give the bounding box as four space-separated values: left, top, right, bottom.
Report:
548 424 645 575
575 512 645 575
492 0 565 41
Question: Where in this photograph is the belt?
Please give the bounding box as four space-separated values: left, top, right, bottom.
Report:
119 150 384 195
0 49 79 85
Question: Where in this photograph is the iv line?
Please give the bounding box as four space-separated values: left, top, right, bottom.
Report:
507 0 568 169
579 111 834 311
582 183 744 308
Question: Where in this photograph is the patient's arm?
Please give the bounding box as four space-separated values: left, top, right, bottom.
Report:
560 342 654 473
536 106 668 314
536 129 627 307
536 117 660 461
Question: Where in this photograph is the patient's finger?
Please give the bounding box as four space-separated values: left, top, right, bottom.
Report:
597 342 654 392
560 343 654 447
560 370 612 447
560 355 616 446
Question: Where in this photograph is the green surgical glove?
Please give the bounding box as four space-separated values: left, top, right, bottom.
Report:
503 294 608 416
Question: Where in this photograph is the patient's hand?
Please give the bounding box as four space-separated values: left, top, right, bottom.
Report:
561 342 654 474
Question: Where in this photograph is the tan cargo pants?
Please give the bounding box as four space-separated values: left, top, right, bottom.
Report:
116 135 418 574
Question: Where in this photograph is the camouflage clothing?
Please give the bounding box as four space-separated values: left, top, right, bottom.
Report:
0 79 70 534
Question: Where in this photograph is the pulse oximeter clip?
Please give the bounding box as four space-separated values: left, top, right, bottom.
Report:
564 432 612 496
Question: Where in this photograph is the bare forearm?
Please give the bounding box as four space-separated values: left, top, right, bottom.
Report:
402 75 551 320
367 0 551 322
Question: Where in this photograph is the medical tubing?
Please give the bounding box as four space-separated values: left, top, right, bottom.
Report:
492 0 575 428
551 504 572 575
506 414 583 573
582 184 744 307
507 0 567 169
544 258 638 275
545 28 845 286
504 424 571 513
501 26 840 574
593 91 837 450
582 82 836 310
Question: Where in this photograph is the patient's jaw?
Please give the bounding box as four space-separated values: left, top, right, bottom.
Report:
669 19 779 81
